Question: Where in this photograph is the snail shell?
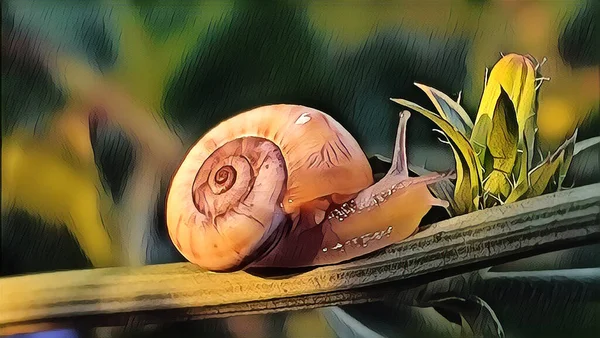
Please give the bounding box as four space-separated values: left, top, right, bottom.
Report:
166 104 449 272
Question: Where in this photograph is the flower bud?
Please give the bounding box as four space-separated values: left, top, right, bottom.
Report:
470 54 540 204
471 53 538 167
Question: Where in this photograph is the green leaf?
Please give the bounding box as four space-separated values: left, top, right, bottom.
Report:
564 141 600 188
522 116 537 169
409 163 458 216
482 171 511 206
415 83 474 137
391 98 482 214
512 129 531 191
471 54 538 174
470 115 493 170
506 139 568 203
319 307 386 338
487 87 519 172
483 87 519 199
558 135 600 189
339 303 462 338
423 296 505 338
450 141 481 213
1 8 66 136
557 131 577 190
460 314 475 338
574 136 600 156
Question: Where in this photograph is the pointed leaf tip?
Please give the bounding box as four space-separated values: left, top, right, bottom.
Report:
414 83 474 137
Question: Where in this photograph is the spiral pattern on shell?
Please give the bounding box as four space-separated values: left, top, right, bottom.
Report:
166 104 373 271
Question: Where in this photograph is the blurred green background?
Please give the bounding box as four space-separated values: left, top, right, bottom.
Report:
2 0 599 337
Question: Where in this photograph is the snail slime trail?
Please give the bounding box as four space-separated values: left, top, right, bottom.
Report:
166 104 450 272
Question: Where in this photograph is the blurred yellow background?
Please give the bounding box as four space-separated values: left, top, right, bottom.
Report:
1 1 598 337
2 0 597 287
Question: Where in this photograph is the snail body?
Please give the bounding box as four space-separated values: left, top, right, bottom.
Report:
166 104 449 272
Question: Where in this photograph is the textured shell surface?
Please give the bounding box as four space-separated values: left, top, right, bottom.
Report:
166 104 374 270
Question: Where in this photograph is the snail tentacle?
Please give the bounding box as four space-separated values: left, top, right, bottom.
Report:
389 110 411 177
354 110 449 211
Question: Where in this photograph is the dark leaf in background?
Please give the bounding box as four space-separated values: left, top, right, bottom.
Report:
341 302 461 338
163 1 467 171
132 0 193 42
425 296 504 338
369 154 394 178
372 264 600 338
163 1 330 140
563 141 600 188
146 175 187 265
491 243 600 272
339 277 504 337
558 0 600 68
1 209 92 277
4 0 118 73
320 307 387 338
476 268 600 338
1 6 65 136
336 240 600 338
89 108 136 205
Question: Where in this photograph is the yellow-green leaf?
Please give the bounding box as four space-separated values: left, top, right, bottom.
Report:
483 87 519 199
109 2 234 114
524 155 564 199
469 114 492 169
2 133 117 268
391 98 482 214
415 83 474 137
487 88 519 172
522 115 537 169
506 139 568 203
450 141 480 213
471 53 538 168
511 131 531 201
483 171 511 205
558 130 577 189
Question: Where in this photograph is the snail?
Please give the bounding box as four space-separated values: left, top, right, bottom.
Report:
166 104 451 272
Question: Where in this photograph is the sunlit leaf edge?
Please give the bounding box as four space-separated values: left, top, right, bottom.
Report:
391 98 482 214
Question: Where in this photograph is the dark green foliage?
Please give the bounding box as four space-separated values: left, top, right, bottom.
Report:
564 141 600 188
1 0 119 137
491 244 600 272
559 0 600 68
146 176 187 265
4 0 118 73
89 109 137 204
1 7 65 136
1 209 93 276
476 270 600 338
133 0 193 42
163 1 469 168
340 257 600 338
